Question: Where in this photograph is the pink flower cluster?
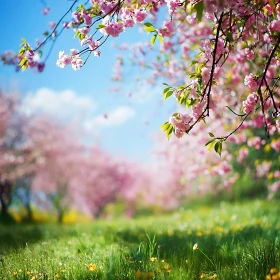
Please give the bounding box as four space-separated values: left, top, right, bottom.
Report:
56 50 83 70
169 113 193 138
271 139 280 152
276 120 280 133
72 9 92 26
100 18 124 37
244 73 258 90
242 93 258 113
270 20 280 32
81 37 100 56
22 50 45 73
158 21 175 38
42 7 50 15
247 136 265 150
237 147 248 162
166 0 181 14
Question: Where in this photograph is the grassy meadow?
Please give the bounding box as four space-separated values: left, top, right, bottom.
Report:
0 200 280 280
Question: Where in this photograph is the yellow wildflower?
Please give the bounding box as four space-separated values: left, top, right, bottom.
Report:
18 269 22 273
54 273 59 279
88 263 97 271
13 272 17 276
61 269 66 273
163 264 171 270
27 271 31 275
150 257 157 262
200 273 206 278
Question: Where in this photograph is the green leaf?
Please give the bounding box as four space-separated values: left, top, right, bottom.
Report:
78 4 85 11
18 57 27 67
19 47 25 54
74 30 80 38
189 60 198 67
208 132 215 137
144 25 155 32
79 33 86 40
207 140 216 151
166 125 173 140
226 32 233 42
179 95 185 105
97 24 106 29
163 83 170 86
189 73 197 79
151 34 157 46
186 98 195 108
205 139 215 146
214 141 222 156
163 87 171 93
193 1 204 22
144 22 153 27
164 90 173 100
160 122 170 132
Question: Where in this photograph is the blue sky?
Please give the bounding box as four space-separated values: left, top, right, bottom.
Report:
0 0 176 161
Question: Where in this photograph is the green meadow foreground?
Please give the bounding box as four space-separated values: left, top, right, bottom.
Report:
0 200 280 280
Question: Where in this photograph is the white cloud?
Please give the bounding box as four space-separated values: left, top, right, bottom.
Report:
22 88 136 136
22 88 96 121
83 106 135 132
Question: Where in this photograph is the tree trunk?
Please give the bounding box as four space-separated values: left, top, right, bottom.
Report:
0 180 14 223
0 196 8 216
57 209 64 224
25 201 33 222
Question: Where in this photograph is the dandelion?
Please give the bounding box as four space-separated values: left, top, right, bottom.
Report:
18 269 22 273
88 263 97 271
54 273 59 279
193 243 199 250
13 272 17 276
200 273 206 278
27 271 31 275
163 264 171 270
150 257 157 262
61 269 66 273
193 243 216 271
266 268 280 280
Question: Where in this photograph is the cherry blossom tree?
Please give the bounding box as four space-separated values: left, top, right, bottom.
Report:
25 115 87 223
2 0 277 147
0 91 33 221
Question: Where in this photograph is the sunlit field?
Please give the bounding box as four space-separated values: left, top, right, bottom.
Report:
1 200 280 280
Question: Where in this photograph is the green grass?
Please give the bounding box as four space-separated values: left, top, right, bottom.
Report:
0 200 280 279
